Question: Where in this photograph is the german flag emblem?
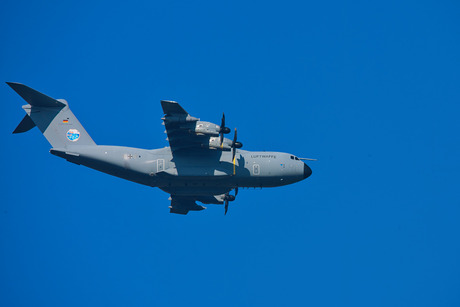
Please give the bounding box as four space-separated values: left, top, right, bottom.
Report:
63 119 69 123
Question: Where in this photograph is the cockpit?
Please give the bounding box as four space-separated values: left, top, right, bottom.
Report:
290 155 300 161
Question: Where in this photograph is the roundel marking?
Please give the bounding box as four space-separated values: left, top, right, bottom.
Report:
66 129 80 142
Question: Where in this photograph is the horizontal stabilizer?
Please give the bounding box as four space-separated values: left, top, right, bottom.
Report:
13 115 36 134
6 82 66 108
9 82 96 147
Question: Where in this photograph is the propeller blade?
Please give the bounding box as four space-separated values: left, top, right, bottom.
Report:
224 190 237 215
232 128 237 175
232 128 237 159
221 113 226 128
220 113 225 145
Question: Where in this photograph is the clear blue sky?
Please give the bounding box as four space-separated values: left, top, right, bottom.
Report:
1 1 459 306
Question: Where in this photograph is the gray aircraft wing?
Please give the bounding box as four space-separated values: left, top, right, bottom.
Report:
169 195 206 215
161 100 232 152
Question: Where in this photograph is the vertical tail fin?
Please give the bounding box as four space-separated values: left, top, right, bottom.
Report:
7 82 96 148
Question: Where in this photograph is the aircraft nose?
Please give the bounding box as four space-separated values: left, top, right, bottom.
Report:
303 163 312 179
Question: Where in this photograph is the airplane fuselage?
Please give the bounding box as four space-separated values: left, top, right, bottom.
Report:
51 145 312 197
8 82 313 213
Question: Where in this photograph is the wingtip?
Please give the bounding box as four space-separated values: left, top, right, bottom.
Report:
160 100 178 105
6 82 24 90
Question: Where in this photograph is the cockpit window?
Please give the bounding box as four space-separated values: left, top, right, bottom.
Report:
290 155 294 160
295 157 299 161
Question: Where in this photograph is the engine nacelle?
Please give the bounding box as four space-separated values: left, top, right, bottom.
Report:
194 121 220 136
202 136 232 150
163 114 199 123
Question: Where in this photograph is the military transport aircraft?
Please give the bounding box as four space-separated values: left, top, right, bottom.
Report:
8 82 313 215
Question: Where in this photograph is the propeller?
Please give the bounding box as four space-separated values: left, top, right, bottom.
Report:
219 113 231 146
231 128 243 175
224 187 238 215
232 128 237 162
